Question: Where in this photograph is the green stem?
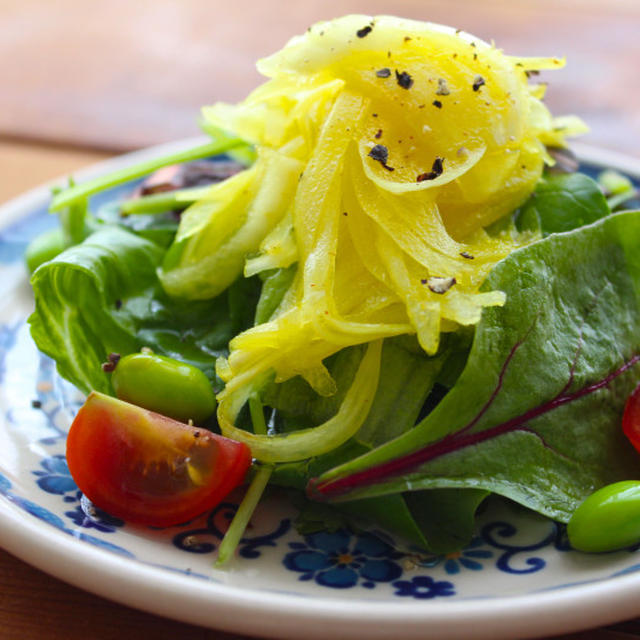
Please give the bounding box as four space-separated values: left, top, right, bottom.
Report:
249 394 268 435
119 187 206 215
216 393 271 566
215 464 273 566
50 136 245 212
59 197 88 245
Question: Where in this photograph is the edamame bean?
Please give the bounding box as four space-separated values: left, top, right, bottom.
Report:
25 228 66 273
111 352 216 424
567 480 640 552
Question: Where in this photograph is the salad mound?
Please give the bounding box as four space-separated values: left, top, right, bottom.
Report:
27 15 640 557
159 15 583 457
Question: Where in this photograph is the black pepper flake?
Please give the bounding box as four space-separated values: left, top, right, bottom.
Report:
101 352 121 373
460 251 474 259
193 430 201 438
472 75 485 91
31 399 42 409
473 53 478 61
525 69 540 78
115 299 122 310
374 129 383 139
376 67 391 78
395 69 414 89
436 78 450 96
372 113 378 117
426 276 457 294
403 36 411 42
368 144 394 171
356 25 373 38
416 157 444 182
432 100 442 109
343 212 348 216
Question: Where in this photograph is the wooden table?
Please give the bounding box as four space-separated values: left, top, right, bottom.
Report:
1 1 640 638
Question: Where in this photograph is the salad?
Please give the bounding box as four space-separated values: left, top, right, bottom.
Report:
26 15 640 562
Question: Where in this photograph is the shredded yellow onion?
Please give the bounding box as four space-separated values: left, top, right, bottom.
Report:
158 15 585 461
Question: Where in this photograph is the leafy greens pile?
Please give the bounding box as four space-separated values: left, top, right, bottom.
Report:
28 15 640 554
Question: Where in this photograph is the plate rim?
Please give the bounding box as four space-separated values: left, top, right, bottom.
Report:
1 139 640 640
3 492 640 640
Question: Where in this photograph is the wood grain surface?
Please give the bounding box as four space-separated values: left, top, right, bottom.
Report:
2 1 640 638
1 0 639 156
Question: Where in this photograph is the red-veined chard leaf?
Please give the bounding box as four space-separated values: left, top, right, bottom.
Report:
310 211 640 523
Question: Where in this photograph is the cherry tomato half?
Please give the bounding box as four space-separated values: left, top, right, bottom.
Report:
623 383 640 454
66 391 251 527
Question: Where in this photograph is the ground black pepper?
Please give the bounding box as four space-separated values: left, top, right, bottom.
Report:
395 70 414 89
473 75 486 91
416 157 444 182
368 144 395 171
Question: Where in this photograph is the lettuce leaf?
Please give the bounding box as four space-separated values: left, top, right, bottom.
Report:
29 227 164 394
28 226 260 394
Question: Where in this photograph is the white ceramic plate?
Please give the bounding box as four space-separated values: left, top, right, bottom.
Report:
1 140 639 640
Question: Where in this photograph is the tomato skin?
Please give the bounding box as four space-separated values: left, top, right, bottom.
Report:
66 391 251 527
623 383 640 454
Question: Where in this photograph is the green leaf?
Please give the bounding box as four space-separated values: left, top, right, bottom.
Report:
269 337 486 551
254 265 296 325
403 488 489 554
516 172 609 236
28 226 253 394
29 227 164 394
312 211 640 523
95 201 179 249
227 274 263 337
263 345 366 430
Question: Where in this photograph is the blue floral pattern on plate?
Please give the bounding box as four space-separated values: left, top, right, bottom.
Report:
284 529 403 589
392 575 456 599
